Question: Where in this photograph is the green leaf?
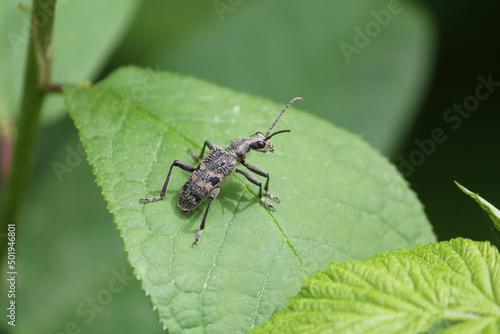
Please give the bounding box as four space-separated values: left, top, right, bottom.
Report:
253 238 500 334
63 66 435 333
455 182 500 232
0 0 141 124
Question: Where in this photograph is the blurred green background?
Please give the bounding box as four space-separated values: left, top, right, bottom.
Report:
1 0 499 332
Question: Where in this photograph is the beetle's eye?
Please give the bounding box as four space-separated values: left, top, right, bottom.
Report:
252 141 266 149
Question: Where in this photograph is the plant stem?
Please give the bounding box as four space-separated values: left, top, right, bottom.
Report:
0 0 57 261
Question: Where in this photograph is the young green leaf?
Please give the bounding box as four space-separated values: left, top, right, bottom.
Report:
63 66 435 333
252 238 500 334
455 181 500 232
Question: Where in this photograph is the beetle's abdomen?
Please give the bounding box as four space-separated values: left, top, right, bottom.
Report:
177 147 237 212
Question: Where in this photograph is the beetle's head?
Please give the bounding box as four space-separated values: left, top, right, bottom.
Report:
248 130 290 153
249 97 302 153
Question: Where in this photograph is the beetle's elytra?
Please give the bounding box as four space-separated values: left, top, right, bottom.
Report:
140 97 302 244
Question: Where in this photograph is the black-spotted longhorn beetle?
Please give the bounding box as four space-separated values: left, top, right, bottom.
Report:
140 97 302 244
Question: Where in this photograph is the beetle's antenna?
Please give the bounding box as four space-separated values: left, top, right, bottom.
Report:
265 97 302 138
266 129 290 140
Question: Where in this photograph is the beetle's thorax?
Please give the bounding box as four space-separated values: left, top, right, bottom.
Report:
225 138 251 162
225 132 273 162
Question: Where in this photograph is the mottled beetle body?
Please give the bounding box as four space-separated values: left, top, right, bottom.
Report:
178 147 237 212
141 97 302 244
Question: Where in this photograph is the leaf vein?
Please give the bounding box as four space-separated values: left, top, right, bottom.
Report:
234 176 309 277
199 189 246 331
250 239 286 329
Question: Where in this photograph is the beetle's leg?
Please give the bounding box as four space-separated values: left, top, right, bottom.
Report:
189 140 215 161
194 187 220 244
140 160 195 203
240 162 280 203
236 168 276 211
